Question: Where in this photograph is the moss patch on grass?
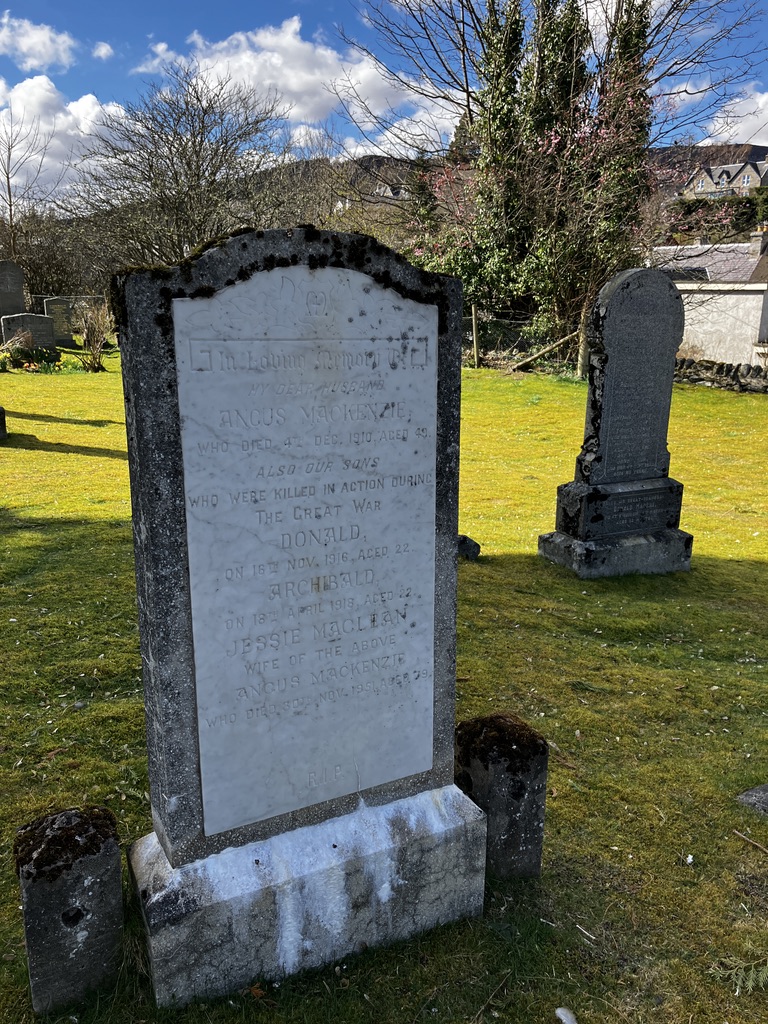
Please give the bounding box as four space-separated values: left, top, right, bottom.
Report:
0 365 766 1023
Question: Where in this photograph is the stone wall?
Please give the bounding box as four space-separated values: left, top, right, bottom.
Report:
674 357 768 393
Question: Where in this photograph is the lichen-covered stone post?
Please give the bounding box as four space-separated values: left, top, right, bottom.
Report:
455 712 548 879
14 807 123 1014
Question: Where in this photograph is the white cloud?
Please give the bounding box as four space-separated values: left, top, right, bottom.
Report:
0 12 77 72
92 42 114 61
130 16 462 156
707 85 768 146
0 76 123 193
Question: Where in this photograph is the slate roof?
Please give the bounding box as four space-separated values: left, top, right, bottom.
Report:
651 243 768 283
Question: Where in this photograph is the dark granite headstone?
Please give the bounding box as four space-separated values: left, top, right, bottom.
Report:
0 260 25 317
1 313 55 349
44 298 75 343
14 807 123 1014
539 269 693 577
115 228 485 1006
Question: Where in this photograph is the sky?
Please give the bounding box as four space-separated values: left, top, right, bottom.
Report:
2 0 768 191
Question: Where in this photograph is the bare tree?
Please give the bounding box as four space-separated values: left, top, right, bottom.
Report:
0 106 69 260
69 61 291 266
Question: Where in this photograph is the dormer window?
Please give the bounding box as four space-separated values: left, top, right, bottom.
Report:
696 177 706 190
718 174 728 188
742 174 752 187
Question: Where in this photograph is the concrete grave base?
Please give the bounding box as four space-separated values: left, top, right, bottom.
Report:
538 528 693 578
130 785 486 1008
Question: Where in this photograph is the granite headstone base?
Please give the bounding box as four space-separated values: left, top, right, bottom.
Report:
553 478 684 540
538 527 693 578
539 476 692 578
130 785 486 1008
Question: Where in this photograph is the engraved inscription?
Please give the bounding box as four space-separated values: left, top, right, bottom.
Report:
174 266 438 836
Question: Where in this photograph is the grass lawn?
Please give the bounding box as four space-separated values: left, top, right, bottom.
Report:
0 360 766 1024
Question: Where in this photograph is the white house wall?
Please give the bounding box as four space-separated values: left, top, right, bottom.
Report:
674 283 768 365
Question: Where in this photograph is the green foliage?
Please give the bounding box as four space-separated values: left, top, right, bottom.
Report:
421 0 653 345
668 193 766 242
712 952 768 995
0 331 61 372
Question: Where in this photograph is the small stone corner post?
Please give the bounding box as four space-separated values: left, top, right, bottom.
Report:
455 712 548 879
14 807 123 1014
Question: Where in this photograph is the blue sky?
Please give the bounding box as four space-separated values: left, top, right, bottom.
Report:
2 1 768 190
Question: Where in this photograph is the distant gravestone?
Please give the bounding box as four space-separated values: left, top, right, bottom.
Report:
116 228 486 1007
539 268 693 577
0 260 25 317
44 298 74 343
1 313 55 349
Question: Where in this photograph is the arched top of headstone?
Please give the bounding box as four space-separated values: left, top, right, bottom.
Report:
590 268 684 358
576 268 684 486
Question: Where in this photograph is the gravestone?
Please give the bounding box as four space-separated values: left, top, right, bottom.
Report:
538 268 693 577
115 227 486 1007
44 297 74 343
0 259 25 317
1 313 55 349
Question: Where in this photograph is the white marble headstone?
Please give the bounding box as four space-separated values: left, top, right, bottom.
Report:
173 266 438 836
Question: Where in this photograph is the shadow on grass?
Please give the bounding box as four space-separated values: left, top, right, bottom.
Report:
3 408 121 428
462 550 768 597
0 430 128 460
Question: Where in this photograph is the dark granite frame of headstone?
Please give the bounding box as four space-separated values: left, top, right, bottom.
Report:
114 228 463 868
538 268 693 577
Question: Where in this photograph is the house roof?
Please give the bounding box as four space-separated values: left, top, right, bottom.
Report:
684 161 768 190
652 243 768 283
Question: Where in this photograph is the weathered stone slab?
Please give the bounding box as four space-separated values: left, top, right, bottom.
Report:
117 229 483 1005
0 259 25 317
455 713 548 879
44 297 74 343
14 807 123 1014
129 785 485 1008
539 269 693 577
116 229 464 867
1 313 55 349
575 269 683 486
